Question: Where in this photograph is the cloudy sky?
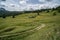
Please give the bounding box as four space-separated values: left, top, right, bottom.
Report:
0 0 60 11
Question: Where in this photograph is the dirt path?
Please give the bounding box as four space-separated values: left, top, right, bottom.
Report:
0 24 46 39
35 24 45 30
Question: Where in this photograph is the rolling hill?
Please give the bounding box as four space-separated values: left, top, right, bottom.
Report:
0 6 60 40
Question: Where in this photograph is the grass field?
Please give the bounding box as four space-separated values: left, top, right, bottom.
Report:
0 11 60 40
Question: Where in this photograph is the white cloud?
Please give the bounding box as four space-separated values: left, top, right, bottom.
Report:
19 1 26 4
19 0 28 5
0 0 60 11
39 0 46 2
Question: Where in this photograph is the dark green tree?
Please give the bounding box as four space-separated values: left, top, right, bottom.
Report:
37 10 40 15
53 12 56 16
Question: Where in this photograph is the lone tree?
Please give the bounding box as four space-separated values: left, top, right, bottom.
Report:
53 12 56 16
37 10 40 15
12 15 15 18
12 14 15 18
2 14 6 18
56 6 60 13
46 10 49 13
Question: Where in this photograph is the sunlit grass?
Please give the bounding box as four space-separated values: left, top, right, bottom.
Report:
0 12 60 40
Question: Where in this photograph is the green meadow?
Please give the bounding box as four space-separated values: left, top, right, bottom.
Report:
0 11 60 40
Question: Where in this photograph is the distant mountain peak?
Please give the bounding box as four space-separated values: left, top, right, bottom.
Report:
1 0 6 1
0 8 6 11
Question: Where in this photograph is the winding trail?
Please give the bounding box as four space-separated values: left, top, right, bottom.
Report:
0 24 46 40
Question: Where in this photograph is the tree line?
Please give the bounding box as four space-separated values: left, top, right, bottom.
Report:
0 6 60 18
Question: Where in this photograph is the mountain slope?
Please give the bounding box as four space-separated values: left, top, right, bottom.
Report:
0 10 60 40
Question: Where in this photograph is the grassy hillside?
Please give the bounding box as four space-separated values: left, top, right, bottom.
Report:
0 11 60 40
